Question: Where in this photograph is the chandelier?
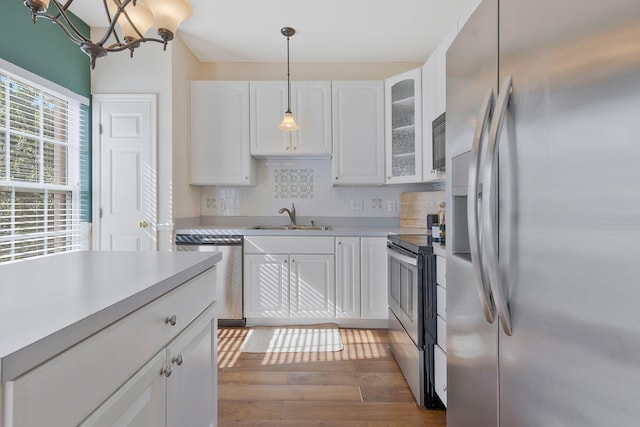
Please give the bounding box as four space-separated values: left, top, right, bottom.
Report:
24 0 193 69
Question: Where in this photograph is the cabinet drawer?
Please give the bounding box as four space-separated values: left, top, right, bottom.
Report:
6 268 215 427
436 255 446 287
244 236 334 254
434 345 447 407
437 315 447 352
437 285 446 320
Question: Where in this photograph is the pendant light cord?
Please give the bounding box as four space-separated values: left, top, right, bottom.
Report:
286 35 292 114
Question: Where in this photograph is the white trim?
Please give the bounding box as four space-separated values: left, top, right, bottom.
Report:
0 58 90 106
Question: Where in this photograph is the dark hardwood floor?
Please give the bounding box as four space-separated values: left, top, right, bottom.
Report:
217 327 446 426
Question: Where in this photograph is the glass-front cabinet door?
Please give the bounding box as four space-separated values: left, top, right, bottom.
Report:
385 67 423 183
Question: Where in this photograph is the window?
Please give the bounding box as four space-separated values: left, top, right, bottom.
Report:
0 69 88 263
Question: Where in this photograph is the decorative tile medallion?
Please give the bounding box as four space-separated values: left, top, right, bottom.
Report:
274 169 314 199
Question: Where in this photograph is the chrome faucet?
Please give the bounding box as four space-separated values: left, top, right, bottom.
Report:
278 203 296 226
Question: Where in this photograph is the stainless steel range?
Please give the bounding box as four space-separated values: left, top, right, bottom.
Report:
387 234 439 408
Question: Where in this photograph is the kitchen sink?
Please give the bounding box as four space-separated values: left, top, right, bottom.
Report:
251 225 332 231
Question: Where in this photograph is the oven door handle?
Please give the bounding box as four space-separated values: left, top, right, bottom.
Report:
387 248 418 267
468 88 496 324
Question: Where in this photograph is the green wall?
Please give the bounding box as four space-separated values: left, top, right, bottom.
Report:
1 1 92 221
0 1 91 98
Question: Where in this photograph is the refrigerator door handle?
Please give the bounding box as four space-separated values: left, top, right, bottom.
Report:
483 75 514 336
467 88 496 324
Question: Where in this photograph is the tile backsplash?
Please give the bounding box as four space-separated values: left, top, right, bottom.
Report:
274 168 314 199
201 159 439 217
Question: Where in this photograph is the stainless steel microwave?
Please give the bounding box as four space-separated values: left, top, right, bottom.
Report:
432 112 446 170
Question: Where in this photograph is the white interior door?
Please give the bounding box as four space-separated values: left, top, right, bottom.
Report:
93 94 157 251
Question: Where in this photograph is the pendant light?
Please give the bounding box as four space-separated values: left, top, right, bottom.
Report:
278 27 299 131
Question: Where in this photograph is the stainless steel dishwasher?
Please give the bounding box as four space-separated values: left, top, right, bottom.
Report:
175 234 244 326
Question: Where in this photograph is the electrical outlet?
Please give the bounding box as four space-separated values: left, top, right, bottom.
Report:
388 200 397 212
351 199 364 210
206 198 216 209
218 199 225 210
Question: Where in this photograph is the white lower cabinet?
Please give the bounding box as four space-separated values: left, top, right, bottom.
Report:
434 344 448 407
361 237 389 319
244 237 335 319
166 306 217 427
244 254 290 317
82 305 216 427
289 254 336 318
335 237 361 318
4 269 218 427
434 252 447 407
244 254 335 318
244 235 388 324
79 351 167 427
334 236 388 321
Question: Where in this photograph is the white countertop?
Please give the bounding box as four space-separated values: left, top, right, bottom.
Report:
0 251 221 383
174 215 432 238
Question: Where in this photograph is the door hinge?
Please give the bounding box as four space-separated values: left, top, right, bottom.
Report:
99 124 103 135
99 208 103 218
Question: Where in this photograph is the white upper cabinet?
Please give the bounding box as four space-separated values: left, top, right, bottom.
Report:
434 25 459 118
250 81 332 158
189 81 256 186
422 56 445 183
332 81 385 186
385 67 423 184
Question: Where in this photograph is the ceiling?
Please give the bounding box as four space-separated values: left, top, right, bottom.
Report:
70 0 473 63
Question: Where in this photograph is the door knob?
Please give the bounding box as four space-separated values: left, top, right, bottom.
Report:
138 220 149 229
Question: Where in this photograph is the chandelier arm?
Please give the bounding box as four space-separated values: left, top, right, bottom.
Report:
48 0 91 43
35 12 85 46
104 37 166 52
96 2 132 46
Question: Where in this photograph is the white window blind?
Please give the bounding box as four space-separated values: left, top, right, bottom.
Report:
0 69 88 263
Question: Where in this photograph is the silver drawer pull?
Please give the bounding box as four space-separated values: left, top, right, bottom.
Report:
173 355 184 366
165 315 177 326
161 366 173 377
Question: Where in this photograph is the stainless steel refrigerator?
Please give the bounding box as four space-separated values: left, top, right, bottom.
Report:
446 0 640 425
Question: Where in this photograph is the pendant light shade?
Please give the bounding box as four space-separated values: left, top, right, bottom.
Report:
279 111 299 130
106 0 155 42
278 27 299 131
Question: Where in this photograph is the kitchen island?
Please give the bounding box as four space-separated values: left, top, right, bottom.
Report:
0 250 221 427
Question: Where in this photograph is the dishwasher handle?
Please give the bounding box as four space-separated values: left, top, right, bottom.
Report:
175 234 243 246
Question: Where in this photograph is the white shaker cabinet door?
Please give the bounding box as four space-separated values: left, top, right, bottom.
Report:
244 254 290 318
290 254 336 318
190 81 256 186
166 305 217 427
290 81 332 157
335 237 362 318
250 81 332 158
332 81 385 185
385 67 423 184
250 81 290 156
79 351 167 427
361 237 389 319
422 56 444 183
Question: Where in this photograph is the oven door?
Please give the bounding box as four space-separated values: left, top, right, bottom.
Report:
387 245 422 346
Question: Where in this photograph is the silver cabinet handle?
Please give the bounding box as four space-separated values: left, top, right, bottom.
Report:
467 88 496 324
173 355 183 366
165 315 177 326
483 75 513 336
161 366 173 377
